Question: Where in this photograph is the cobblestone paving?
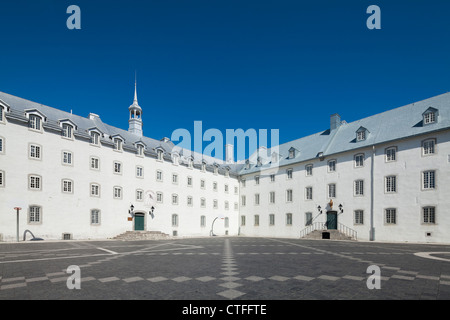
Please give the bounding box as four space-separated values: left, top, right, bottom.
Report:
1 237 450 300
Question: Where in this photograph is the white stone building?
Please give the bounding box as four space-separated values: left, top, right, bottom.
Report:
0 88 449 243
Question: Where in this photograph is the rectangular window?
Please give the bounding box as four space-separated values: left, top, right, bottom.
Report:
62 151 72 165
90 157 99 170
172 214 178 227
91 184 100 197
305 212 312 226
90 132 100 145
328 184 336 198
255 176 260 185
354 210 364 225
286 169 293 179
305 187 313 200
29 175 41 190
156 170 163 181
270 174 275 182
286 213 293 226
200 179 205 189
156 192 163 203
172 194 178 205
385 208 396 224
241 195 246 206
423 206 436 224
200 215 206 227
187 196 193 206
269 191 275 204
136 166 143 178
0 137 3 153
241 215 246 226
423 170 436 189
136 190 143 201
91 209 100 225
30 144 41 159
305 164 313 176
354 154 364 167
187 177 192 186
62 179 73 193
29 206 41 223
385 176 396 193
172 174 178 184
286 189 293 202
0 170 4 187
354 180 364 196
328 160 336 172
114 187 122 199
114 138 122 151
213 181 217 191
269 214 275 226
254 193 260 205
254 215 259 226
62 124 73 139
201 198 206 208
386 147 396 162
423 139 436 155
114 162 122 174
29 115 41 130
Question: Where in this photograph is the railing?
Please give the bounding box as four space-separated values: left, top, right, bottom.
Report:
299 222 357 240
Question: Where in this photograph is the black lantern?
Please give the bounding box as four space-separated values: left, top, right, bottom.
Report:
338 204 343 214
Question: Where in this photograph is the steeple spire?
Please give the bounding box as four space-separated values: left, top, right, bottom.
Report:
128 73 143 137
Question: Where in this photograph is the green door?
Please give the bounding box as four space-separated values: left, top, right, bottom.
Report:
135 214 145 231
326 211 337 230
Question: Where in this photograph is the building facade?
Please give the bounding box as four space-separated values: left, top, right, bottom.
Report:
0 89 449 243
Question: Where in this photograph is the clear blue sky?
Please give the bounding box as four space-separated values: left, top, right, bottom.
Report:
1 0 450 160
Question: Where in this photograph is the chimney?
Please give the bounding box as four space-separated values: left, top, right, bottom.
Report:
225 144 234 164
330 113 341 131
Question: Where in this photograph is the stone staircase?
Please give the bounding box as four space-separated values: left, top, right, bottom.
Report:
113 231 171 241
302 229 354 241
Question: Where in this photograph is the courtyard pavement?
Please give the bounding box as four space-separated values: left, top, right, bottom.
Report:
1 236 450 303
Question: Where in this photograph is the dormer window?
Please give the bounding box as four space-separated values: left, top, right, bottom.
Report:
172 153 179 165
0 105 5 123
257 157 262 167
271 152 279 164
288 147 297 159
157 149 164 161
188 157 194 169
136 144 144 156
113 137 123 151
245 159 250 170
30 114 41 130
91 131 100 145
423 107 438 125
213 164 219 175
62 123 73 139
356 126 369 142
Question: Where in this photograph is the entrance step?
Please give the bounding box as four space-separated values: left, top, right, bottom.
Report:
302 229 354 241
113 231 171 241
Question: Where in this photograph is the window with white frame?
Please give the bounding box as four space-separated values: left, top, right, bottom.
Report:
423 206 436 224
241 179 246 187
200 179 205 188
354 154 364 167
270 174 275 182
385 208 397 224
172 214 178 227
423 111 436 124
114 138 123 151
354 180 364 196
29 205 41 223
187 176 192 186
136 189 143 201
90 131 100 145
254 193 260 205
62 151 73 165
286 213 293 226
157 149 163 161
172 173 178 184
422 139 436 156
136 166 143 178
156 192 163 203
423 170 436 189
286 189 293 202
224 217 229 228
269 191 276 204
385 176 397 193
200 215 206 227
137 144 144 156
114 161 122 174
113 186 122 199
354 210 364 225
90 157 100 170
62 123 74 139
328 160 336 172
225 201 229 210
29 114 42 131
0 170 4 187
201 198 206 208
62 179 73 193
29 144 41 159
305 187 313 200
305 164 313 176
241 195 246 206
255 175 260 185
286 169 293 179
305 212 313 226
91 209 100 225
328 183 336 198
187 196 193 206
0 106 4 122
156 170 163 181
224 184 228 193
241 215 246 226
29 175 42 190
213 181 217 191
254 215 260 226
90 183 100 197
213 199 218 209
0 136 4 154
385 147 397 162
234 202 238 211
269 214 275 226
172 194 178 205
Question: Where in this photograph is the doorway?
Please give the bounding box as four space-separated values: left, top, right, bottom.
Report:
134 213 145 231
326 211 337 230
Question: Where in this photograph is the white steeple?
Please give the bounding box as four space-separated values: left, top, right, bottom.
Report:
128 77 143 137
